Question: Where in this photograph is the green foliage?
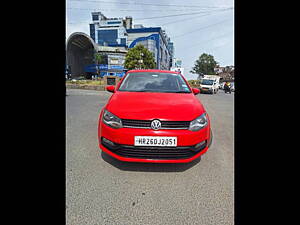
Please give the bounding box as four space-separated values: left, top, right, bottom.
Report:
188 80 200 87
190 53 218 75
66 80 104 85
124 44 156 70
94 53 106 64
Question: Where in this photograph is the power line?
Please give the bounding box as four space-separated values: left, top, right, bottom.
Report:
177 30 233 50
170 18 232 39
161 13 210 26
134 11 212 20
69 0 232 9
67 12 204 24
209 40 233 51
67 7 215 12
67 8 232 24
161 8 232 26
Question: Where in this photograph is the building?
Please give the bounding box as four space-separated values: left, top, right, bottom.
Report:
89 12 132 47
214 65 235 81
167 40 175 69
84 46 127 77
66 32 128 78
127 26 173 70
66 12 174 78
90 12 174 70
170 58 184 75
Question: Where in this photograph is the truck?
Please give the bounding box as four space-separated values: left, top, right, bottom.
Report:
199 75 221 94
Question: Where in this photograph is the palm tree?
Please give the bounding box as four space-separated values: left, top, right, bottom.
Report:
94 52 106 78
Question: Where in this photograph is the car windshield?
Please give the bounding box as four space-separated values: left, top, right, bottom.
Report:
201 79 214 85
118 72 192 93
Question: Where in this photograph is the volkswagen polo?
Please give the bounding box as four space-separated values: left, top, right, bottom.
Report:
98 69 212 163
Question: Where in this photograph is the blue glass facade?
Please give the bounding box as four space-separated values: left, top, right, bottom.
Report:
97 29 118 46
120 38 126 45
107 21 121 24
90 24 95 41
92 14 99 21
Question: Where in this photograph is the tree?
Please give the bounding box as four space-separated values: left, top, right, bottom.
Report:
94 52 107 77
124 44 156 70
190 53 218 78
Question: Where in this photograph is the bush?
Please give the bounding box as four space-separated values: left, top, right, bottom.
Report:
188 80 200 87
66 80 104 86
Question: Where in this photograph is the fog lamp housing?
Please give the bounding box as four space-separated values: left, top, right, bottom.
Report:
102 137 114 146
101 137 120 151
193 140 207 151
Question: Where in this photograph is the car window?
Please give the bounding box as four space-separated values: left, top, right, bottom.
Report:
201 79 214 85
118 72 191 93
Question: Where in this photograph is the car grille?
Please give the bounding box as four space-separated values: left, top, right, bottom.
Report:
101 138 207 160
121 119 190 129
113 146 198 159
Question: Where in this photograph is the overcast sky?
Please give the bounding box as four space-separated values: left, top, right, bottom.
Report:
66 0 234 80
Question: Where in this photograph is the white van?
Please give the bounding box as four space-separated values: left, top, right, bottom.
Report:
199 75 220 94
200 78 218 94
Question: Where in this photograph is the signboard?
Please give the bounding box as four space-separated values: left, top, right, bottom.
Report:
174 58 182 68
98 64 108 70
84 64 109 73
109 65 124 70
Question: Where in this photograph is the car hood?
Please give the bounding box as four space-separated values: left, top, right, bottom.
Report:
105 91 205 121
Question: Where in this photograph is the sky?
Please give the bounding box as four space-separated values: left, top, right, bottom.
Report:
66 0 234 80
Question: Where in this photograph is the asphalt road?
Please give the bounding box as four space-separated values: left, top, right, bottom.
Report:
66 88 234 225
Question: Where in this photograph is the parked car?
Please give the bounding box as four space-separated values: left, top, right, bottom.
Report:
231 82 235 92
219 82 225 90
98 69 212 163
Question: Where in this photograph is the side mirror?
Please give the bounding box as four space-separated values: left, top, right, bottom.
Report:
106 85 115 93
192 88 200 95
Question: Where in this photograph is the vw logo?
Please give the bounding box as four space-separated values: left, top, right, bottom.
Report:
151 120 161 130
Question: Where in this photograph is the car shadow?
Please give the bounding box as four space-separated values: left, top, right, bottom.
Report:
101 151 201 172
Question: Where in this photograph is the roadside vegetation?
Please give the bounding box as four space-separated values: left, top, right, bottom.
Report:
124 44 156 70
66 79 105 86
190 53 218 78
188 80 201 87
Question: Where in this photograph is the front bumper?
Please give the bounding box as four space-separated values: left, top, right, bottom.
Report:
98 120 212 163
200 88 213 93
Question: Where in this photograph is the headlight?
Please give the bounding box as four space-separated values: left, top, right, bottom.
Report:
189 113 208 131
102 110 123 129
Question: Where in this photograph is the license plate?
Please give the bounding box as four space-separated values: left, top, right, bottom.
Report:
134 136 177 147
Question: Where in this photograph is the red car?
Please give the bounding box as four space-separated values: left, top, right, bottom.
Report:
98 69 212 163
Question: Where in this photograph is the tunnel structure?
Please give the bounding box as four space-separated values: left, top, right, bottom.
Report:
66 32 98 77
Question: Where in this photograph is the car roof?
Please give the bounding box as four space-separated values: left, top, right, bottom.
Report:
127 69 181 74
